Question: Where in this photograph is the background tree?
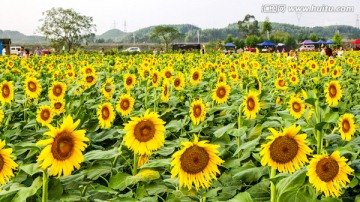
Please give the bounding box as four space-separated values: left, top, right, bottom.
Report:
332 33 342 48
238 14 260 37
261 17 272 40
150 26 184 51
245 35 261 47
38 7 96 51
224 34 233 44
233 37 244 48
309 33 319 42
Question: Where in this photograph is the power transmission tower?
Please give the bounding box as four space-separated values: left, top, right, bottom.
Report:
356 14 359 29
124 20 127 32
113 21 117 29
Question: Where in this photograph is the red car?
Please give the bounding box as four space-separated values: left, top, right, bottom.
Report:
41 49 51 55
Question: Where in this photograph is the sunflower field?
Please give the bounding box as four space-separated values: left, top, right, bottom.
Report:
0 51 359 201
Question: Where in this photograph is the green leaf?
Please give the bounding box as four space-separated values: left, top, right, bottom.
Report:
229 192 253 202
233 137 260 157
232 164 267 183
83 165 112 180
109 172 133 191
228 127 247 137
214 123 236 138
246 181 270 201
140 158 170 169
278 184 316 202
322 112 339 123
48 178 64 200
349 177 358 188
305 98 317 106
84 148 119 161
276 169 307 200
166 120 184 132
246 124 263 141
11 176 43 202
19 163 42 176
262 121 281 128
145 184 168 195
205 187 221 198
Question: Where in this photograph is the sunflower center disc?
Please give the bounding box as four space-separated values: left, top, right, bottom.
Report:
2 85 10 97
152 74 158 83
55 103 62 109
87 76 94 83
316 157 339 182
52 133 74 160
105 84 112 92
329 85 337 98
121 99 129 109
247 98 255 110
292 77 296 81
102 107 110 119
292 102 301 112
270 136 298 163
217 87 226 98
54 86 62 96
279 80 285 87
126 78 132 85
193 105 202 117
165 71 171 78
174 79 180 87
28 82 37 92
342 120 350 132
180 145 210 174
42 110 50 119
193 72 199 80
134 120 155 142
0 154 4 171
333 70 338 75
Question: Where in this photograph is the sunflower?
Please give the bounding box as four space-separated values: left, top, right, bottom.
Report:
275 78 287 90
307 151 353 198
320 67 328 76
289 74 299 86
242 90 261 119
124 74 136 90
36 105 54 126
0 140 18 185
161 81 170 102
212 82 230 104
260 125 312 173
49 81 67 100
140 66 151 80
123 110 166 155
24 77 42 99
171 135 224 190
327 58 336 67
0 108 4 124
331 66 342 79
217 73 227 83
338 113 356 141
116 94 135 116
308 61 319 72
101 78 115 100
97 102 116 129
190 68 202 85
190 99 207 125
36 115 89 177
51 99 66 116
151 70 161 87
84 73 97 87
324 81 342 107
162 67 173 81
289 96 305 119
173 73 185 91
0 81 14 105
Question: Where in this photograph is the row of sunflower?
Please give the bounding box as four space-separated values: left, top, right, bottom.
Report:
0 51 359 201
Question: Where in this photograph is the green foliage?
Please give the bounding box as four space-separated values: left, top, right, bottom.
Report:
238 14 260 37
38 7 96 51
332 33 342 48
149 26 184 51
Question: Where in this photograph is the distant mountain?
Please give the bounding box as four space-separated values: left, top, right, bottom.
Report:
2 22 360 45
0 30 47 44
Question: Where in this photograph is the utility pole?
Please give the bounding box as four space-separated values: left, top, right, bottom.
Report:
133 33 135 45
124 20 127 32
197 30 200 44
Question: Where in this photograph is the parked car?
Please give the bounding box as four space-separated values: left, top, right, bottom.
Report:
122 47 141 53
10 46 21 55
41 49 51 55
299 45 315 51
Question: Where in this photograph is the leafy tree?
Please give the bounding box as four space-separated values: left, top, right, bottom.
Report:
150 26 184 51
238 14 260 37
233 37 244 48
38 7 96 51
245 35 260 47
224 34 233 44
309 33 319 42
332 33 342 48
261 17 272 39
284 35 297 50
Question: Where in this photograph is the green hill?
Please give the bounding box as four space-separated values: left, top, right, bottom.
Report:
97 29 127 41
0 30 47 44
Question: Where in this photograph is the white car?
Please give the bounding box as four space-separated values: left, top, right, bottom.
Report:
123 47 141 53
299 45 315 51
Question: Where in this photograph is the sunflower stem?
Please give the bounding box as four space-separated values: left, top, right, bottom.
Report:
237 105 242 158
145 81 148 109
314 100 323 154
154 88 158 112
42 170 48 202
270 167 277 202
132 153 139 175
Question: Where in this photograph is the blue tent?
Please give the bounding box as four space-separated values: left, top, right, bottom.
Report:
257 40 276 46
301 40 315 45
316 39 327 45
326 39 336 44
224 42 236 47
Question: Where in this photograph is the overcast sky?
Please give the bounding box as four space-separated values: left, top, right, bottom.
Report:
1 0 359 35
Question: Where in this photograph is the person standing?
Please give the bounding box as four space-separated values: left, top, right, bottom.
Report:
2 46 6 55
34 47 42 55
